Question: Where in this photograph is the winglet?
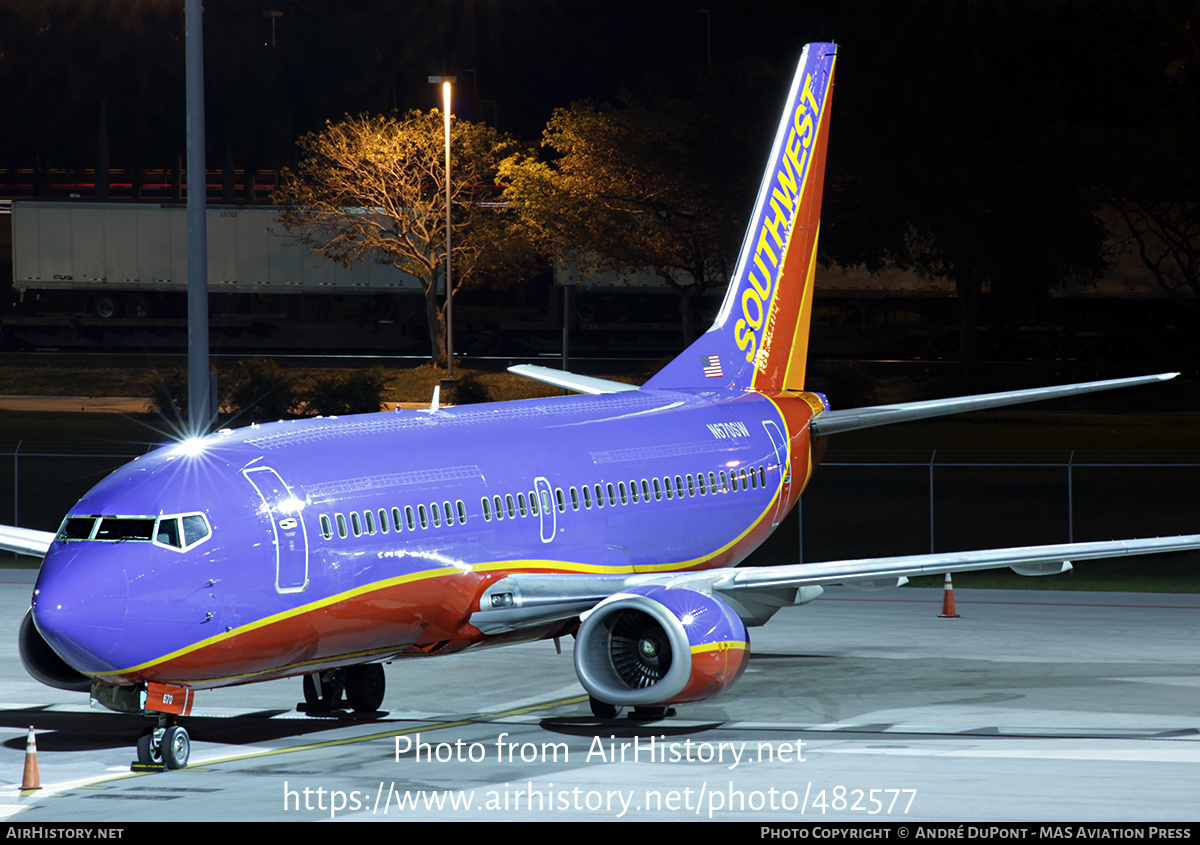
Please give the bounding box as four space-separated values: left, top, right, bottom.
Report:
644 43 837 393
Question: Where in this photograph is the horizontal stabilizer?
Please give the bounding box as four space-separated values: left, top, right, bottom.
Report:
810 373 1178 437
508 364 640 395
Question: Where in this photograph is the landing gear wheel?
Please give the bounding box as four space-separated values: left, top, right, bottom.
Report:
162 725 190 769
589 696 623 719
136 727 161 766
135 723 190 769
630 705 676 720
345 664 386 712
302 670 346 711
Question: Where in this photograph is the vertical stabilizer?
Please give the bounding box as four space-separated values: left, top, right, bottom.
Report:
644 43 836 393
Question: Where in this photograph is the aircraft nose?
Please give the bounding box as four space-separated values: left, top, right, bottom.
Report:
32 546 129 675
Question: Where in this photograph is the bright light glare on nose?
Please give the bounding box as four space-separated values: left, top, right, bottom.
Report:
175 437 208 457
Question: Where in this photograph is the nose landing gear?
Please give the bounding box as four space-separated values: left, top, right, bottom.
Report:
129 682 195 771
134 717 190 770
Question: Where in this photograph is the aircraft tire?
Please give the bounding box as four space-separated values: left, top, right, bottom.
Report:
345 664 385 712
136 729 159 766
303 670 345 710
163 725 190 770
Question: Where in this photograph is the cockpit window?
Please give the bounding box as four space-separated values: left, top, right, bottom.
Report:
95 518 155 542
156 518 181 548
181 514 210 546
59 517 98 541
57 512 211 552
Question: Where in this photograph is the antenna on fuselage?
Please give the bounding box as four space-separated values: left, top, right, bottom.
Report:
429 384 441 414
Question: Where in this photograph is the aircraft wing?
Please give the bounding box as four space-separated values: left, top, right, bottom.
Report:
471 533 1200 633
810 373 1179 436
507 364 640 395
0 525 55 558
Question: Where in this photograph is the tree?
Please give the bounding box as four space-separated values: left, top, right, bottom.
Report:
1092 3 1200 311
272 110 531 366
499 66 771 344
818 1 1118 372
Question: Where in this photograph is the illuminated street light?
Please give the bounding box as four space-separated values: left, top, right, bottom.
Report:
429 76 456 377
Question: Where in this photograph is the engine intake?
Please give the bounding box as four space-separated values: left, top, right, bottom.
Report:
19 608 92 692
574 586 749 707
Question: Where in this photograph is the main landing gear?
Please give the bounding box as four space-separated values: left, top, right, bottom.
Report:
299 665 386 714
588 696 676 720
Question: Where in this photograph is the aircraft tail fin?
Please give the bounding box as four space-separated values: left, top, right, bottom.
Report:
644 42 837 393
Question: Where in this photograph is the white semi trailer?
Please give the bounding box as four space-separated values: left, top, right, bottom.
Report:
11 201 419 318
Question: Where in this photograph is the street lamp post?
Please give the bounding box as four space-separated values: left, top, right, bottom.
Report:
443 81 453 379
185 0 211 434
428 76 456 377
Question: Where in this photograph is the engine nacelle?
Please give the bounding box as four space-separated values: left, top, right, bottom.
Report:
574 586 749 707
19 608 92 692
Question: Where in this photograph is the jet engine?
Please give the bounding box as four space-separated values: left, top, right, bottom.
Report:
573 585 748 707
19 609 92 692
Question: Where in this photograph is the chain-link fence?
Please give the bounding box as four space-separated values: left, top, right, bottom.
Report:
0 441 153 534
3 443 1196 570
745 450 1200 568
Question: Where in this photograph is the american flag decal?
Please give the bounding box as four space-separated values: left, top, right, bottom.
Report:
702 355 723 378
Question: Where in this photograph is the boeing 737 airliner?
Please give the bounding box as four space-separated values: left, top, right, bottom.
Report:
5 43 1198 771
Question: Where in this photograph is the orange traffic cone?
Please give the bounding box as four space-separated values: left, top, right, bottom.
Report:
938 573 960 618
22 725 40 790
